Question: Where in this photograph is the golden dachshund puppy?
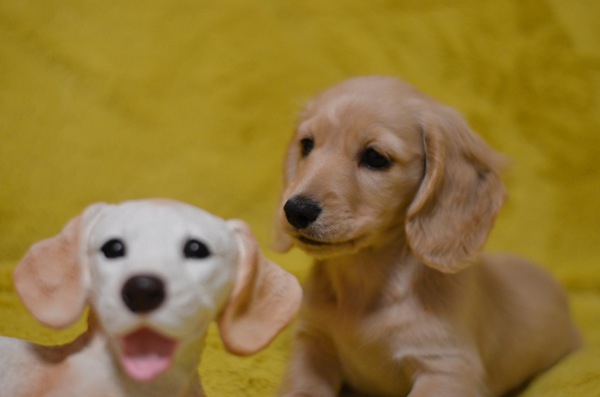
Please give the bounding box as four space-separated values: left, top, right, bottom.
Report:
274 76 581 397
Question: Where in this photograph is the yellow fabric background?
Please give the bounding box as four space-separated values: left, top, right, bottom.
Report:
1 1 599 395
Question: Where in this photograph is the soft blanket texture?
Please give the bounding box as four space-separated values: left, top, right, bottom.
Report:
0 1 598 395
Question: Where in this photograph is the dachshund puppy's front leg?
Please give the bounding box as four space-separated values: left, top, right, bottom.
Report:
399 348 491 397
408 372 489 397
278 331 343 397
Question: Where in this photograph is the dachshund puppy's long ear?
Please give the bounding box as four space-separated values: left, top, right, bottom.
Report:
272 133 300 253
13 203 107 329
272 199 294 253
219 220 302 356
406 106 506 273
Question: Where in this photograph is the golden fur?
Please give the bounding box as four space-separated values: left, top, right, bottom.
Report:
274 76 581 397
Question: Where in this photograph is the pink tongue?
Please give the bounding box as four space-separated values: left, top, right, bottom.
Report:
120 328 178 383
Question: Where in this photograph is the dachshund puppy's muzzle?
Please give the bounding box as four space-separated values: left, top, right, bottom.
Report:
283 195 342 249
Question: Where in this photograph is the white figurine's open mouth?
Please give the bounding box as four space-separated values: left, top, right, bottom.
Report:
118 327 179 383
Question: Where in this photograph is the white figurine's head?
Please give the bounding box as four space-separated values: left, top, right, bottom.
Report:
14 199 302 383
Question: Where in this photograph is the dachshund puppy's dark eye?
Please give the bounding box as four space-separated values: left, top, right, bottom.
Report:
300 138 314 157
183 239 211 259
362 148 392 170
101 239 126 259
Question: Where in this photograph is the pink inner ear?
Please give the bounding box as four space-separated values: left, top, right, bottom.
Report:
218 219 302 356
13 214 88 329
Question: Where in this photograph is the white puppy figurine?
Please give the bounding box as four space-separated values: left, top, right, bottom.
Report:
0 199 302 397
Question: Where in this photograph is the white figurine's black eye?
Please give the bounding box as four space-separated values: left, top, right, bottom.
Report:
101 239 126 259
183 239 211 259
300 138 314 158
361 148 392 170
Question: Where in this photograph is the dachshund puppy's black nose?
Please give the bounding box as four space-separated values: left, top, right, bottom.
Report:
284 195 322 229
122 275 165 313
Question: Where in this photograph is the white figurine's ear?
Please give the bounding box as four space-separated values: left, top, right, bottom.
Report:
218 220 302 356
13 203 107 329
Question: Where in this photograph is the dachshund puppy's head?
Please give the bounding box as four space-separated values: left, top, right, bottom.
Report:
275 76 505 273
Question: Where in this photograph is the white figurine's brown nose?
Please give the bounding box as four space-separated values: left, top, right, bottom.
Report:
121 275 165 313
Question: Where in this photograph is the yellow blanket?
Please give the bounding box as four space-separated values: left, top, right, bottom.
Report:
1 1 598 395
